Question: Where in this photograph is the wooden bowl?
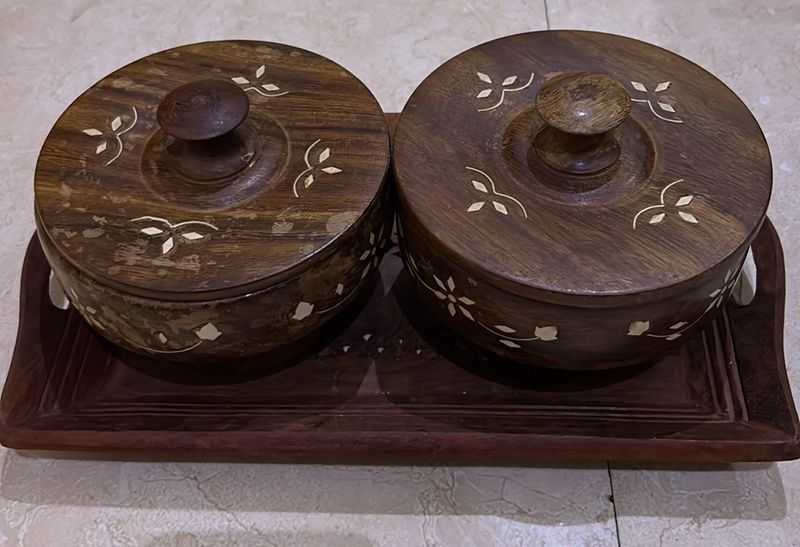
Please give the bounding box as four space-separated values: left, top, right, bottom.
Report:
392 31 771 370
34 41 391 362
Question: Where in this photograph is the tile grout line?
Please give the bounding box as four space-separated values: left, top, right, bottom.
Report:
543 0 551 29
607 461 622 547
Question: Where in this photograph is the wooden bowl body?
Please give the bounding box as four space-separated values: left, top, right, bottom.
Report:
397 210 755 370
37 183 391 362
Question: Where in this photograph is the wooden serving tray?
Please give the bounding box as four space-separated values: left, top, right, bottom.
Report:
0 218 798 464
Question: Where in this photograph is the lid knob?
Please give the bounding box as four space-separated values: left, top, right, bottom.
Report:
156 79 254 182
157 79 249 141
534 72 630 175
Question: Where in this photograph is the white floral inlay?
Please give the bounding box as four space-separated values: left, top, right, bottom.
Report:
359 226 387 279
465 166 528 219
292 301 315 321
147 322 223 354
431 274 476 319
291 225 387 321
195 322 222 341
475 71 535 112
405 252 557 349
82 107 139 165
627 320 650 337
628 266 744 340
292 139 343 198
132 216 219 255
633 179 698 229
629 80 683 123
231 64 288 97
65 280 222 354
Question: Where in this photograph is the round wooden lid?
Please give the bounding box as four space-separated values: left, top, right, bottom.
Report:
35 41 389 301
393 31 771 303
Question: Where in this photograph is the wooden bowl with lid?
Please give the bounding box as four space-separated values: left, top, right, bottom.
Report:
393 30 771 370
34 40 391 362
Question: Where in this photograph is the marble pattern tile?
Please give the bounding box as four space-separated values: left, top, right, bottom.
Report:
0 1 621 546
0 455 617 546
548 1 800 545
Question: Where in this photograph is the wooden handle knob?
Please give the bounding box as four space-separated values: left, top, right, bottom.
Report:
534 73 630 175
157 79 249 141
156 80 253 182
536 72 630 135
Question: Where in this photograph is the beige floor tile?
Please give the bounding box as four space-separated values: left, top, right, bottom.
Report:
608 463 799 547
0 454 618 546
548 1 800 545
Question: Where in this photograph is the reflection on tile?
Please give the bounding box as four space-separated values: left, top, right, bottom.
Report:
548 1 800 545
611 463 798 546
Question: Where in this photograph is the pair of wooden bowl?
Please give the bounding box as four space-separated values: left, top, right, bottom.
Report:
34 32 771 371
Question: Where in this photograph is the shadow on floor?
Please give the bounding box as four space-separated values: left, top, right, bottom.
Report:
608 462 788 520
0 450 616 526
144 531 373 547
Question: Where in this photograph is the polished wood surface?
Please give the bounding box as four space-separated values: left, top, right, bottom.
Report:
33 40 391 361
392 30 772 367
35 40 390 300
36 181 391 361
393 30 771 301
536 72 630 134
0 220 796 463
157 79 249 141
157 80 254 182
534 72 630 174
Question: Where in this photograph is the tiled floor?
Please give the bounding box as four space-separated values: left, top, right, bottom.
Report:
0 0 797 545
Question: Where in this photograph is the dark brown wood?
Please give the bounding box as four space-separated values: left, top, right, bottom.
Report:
35 40 390 298
534 72 630 174
156 79 253 181
536 72 630 134
33 40 391 361
0 218 797 464
392 30 772 368
159 126 255 183
157 79 249 141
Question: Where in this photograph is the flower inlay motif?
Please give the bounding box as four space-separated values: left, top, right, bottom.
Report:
474 71 535 112
629 80 683 123
231 64 288 98
291 225 387 321
633 179 698 229
404 251 557 349
628 266 744 341
82 107 138 166
132 216 218 255
292 140 343 198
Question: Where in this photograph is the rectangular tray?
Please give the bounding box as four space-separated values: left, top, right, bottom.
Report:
1 217 798 464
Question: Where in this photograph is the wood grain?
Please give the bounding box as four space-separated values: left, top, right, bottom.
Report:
534 72 630 174
157 79 249 141
35 40 390 299
393 30 771 300
392 30 771 367
536 72 630 135
33 40 392 360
